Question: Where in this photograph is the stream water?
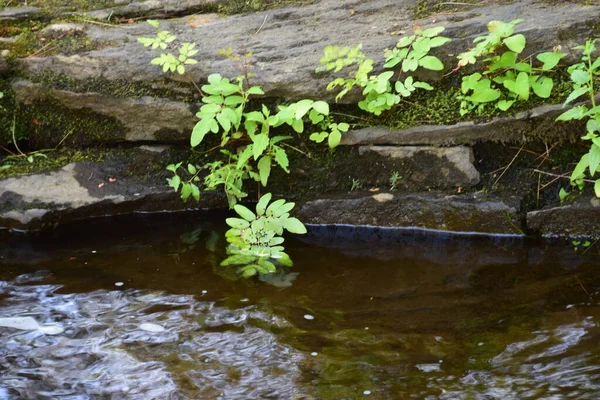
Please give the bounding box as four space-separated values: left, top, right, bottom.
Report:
1 212 600 399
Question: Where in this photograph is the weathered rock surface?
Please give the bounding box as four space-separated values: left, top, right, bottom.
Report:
86 0 219 20
0 161 226 231
297 192 522 235
342 104 584 146
359 145 480 187
13 80 198 145
18 1 600 102
0 7 39 20
527 195 600 237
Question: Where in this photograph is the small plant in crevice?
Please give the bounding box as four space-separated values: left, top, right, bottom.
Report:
316 25 450 115
350 178 362 191
555 38 600 198
389 170 401 191
221 193 306 278
456 19 566 115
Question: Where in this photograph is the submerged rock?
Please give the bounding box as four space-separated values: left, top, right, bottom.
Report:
298 192 522 235
527 195 600 237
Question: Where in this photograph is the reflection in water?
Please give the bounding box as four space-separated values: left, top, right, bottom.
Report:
0 213 599 399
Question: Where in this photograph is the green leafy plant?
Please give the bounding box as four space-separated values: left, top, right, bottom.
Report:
389 170 401 191
221 193 306 278
137 20 198 75
456 19 566 115
555 38 600 198
317 26 449 115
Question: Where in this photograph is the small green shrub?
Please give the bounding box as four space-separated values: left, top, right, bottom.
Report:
221 193 305 278
456 19 566 115
317 26 449 115
555 38 600 198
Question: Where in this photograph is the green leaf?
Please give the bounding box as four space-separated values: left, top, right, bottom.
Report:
294 99 314 120
589 144 600 177
429 36 451 47
216 110 232 133
312 101 329 115
536 52 566 70
190 184 200 201
191 117 218 147
180 183 192 201
274 147 290 172
258 259 277 273
503 72 529 100
531 76 553 98
283 217 307 234
503 34 526 53
563 87 590 106
470 79 501 103
257 156 271 186
571 153 589 182
418 56 444 71
402 58 419 72
241 266 257 278
571 69 591 85
252 134 269 160
147 19 160 28
559 187 569 202
421 26 445 37
396 35 415 48
273 202 295 217
234 204 256 221
328 129 342 148
226 218 250 229
413 81 434 90
246 86 265 95
497 100 515 111
595 180 600 198
187 164 197 175
167 175 181 191
556 106 587 121
490 51 517 71
256 193 272 216
266 199 286 216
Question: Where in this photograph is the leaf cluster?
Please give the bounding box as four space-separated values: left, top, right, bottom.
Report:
137 20 198 75
221 193 306 278
555 39 600 198
457 19 566 115
317 26 449 115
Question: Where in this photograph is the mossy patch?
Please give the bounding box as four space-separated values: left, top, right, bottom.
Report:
0 148 105 179
217 0 316 15
412 0 482 20
29 72 198 102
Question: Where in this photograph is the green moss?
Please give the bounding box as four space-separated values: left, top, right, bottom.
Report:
29 72 198 102
217 0 315 14
412 0 480 19
0 148 105 179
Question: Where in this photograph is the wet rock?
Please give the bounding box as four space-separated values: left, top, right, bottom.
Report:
0 161 226 231
359 145 480 187
19 1 600 102
526 195 600 237
12 80 199 144
298 192 522 235
342 103 584 146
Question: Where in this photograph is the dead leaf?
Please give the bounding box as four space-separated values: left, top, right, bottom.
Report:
369 188 380 192
108 178 117 183
98 183 105 188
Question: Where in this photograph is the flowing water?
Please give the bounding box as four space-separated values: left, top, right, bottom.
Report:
1 212 600 399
